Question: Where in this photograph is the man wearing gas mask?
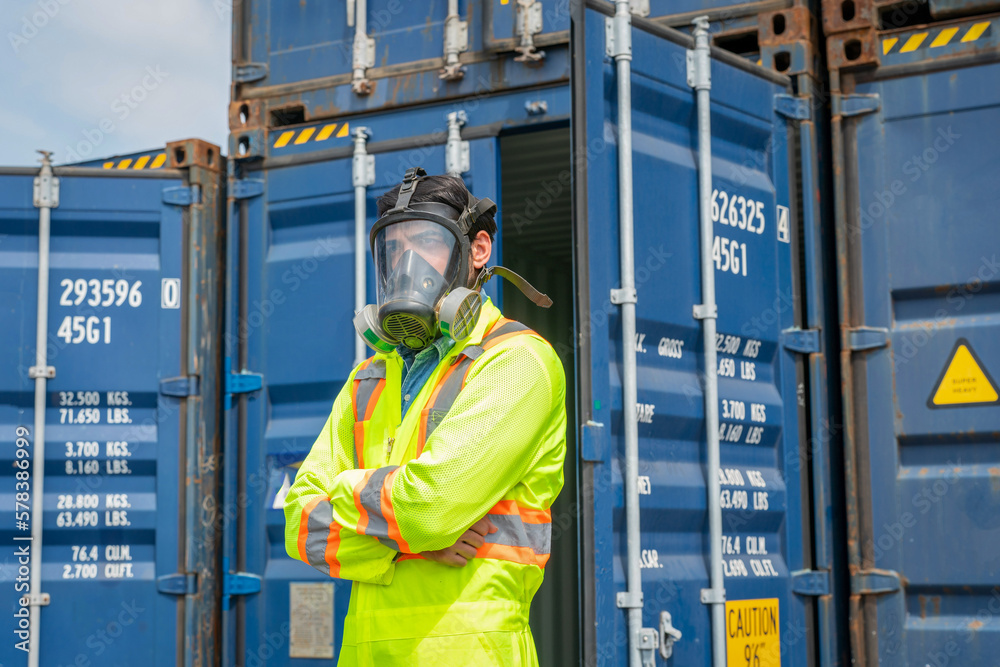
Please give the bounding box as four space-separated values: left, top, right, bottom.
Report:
284 167 567 666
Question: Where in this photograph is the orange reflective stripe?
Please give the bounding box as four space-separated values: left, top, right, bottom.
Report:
297 496 325 560
476 543 544 567
488 499 519 515
353 421 366 469
488 500 551 524
381 469 411 553
325 523 343 577
363 379 385 420
353 470 376 536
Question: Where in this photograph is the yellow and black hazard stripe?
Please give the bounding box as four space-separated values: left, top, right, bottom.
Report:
882 19 992 56
272 122 351 149
102 153 167 170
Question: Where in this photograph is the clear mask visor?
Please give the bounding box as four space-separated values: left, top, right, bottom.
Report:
373 219 462 311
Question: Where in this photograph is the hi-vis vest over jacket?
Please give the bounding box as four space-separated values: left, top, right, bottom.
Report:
284 298 567 666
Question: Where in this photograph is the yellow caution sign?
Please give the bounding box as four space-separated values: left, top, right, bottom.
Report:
929 339 999 407
726 598 781 667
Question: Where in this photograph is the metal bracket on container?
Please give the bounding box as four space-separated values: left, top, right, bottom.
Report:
791 569 831 596
157 572 197 595
700 587 725 604
162 185 201 206
28 365 55 379
659 611 682 659
160 376 200 397
232 178 264 200
846 326 889 351
693 303 717 320
781 327 820 354
837 94 880 118
445 112 470 177
617 590 644 609
637 627 659 667
611 287 637 305
225 358 263 410
774 94 812 121
222 557 262 610
524 100 548 116
33 155 60 208
629 0 650 17
440 12 469 80
24 593 50 606
605 15 632 60
515 0 545 63
234 63 268 83
851 568 901 596
352 127 375 187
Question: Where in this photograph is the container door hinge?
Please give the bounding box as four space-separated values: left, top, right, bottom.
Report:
851 568 901 596
222 558 262 610
225 357 263 409
837 94 880 117
580 420 605 462
774 94 812 120
846 326 889 351
791 569 831 596
157 572 197 595
232 178 264 200
159 376 200 397
781 327 820 354
162 185 200 206
234 62 268 83
659 611 682 659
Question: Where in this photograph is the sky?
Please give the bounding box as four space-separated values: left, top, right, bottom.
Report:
2 0 231 166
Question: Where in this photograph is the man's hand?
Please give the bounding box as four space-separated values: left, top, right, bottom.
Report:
419 516 498 567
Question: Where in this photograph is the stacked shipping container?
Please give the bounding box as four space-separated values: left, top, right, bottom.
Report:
1 0 998 666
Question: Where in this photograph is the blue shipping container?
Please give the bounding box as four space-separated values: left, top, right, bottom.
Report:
225 2 843 666
0 141 225 667
832 15 1000 667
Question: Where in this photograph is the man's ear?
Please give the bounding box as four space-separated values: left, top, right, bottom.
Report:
470 230 492 270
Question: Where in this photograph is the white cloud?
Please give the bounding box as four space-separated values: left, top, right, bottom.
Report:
2 0 230 165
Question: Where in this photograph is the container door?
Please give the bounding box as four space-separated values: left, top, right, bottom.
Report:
573 5 820 666
0 143 224 667
837 36 1000 665
223 118 500 666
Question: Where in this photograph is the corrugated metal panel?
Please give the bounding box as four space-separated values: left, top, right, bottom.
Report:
0 146 225 666
835 49 1000 667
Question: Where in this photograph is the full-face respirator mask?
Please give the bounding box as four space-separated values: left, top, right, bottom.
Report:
354 167 552 353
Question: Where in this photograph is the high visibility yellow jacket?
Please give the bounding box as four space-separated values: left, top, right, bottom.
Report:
284 298 567 666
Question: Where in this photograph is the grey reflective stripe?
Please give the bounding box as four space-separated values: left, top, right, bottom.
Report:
359 465 401 551
485 514 552 556
459 345 484 361
354 377 382 420
482 321 531 346
304 500 334 571
354 362 387 381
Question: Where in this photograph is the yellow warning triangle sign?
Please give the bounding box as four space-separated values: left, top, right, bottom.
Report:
929 339 1000 407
